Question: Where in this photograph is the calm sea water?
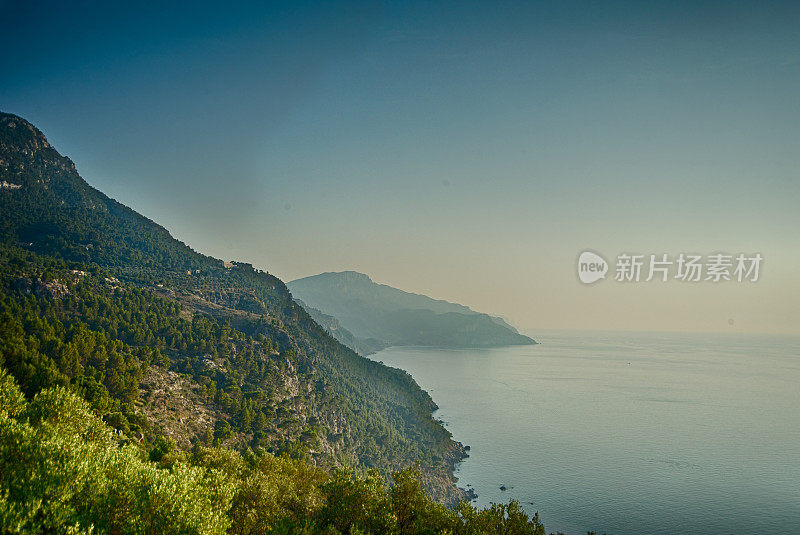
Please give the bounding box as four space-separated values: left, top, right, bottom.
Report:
371 331 800 535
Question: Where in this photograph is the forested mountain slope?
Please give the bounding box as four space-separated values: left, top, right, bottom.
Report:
0 112 466 503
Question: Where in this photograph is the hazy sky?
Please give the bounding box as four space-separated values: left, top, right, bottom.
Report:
2 1 798 335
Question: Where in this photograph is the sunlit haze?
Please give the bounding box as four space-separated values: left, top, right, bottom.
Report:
2 1 798 334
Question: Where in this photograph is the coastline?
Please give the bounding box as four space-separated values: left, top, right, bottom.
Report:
370 342 542 506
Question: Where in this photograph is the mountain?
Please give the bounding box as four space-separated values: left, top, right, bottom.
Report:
288 271 536 348
0 112 468 504
294 298 389 356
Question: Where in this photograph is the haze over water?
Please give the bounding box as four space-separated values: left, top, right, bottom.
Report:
372 331 800 535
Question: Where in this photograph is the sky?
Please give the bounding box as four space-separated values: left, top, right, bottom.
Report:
2 1 798 335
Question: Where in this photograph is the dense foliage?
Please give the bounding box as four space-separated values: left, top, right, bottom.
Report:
0 369 549 534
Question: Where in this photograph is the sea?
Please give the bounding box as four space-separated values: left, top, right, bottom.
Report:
370 331 800 535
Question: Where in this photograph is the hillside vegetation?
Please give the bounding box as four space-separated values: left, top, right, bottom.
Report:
0 111 475 502
0 368 548 534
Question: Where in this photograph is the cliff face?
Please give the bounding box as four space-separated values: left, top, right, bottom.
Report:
0 111 469 505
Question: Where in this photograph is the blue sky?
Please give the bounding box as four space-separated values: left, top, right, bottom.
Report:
2 1 798 333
